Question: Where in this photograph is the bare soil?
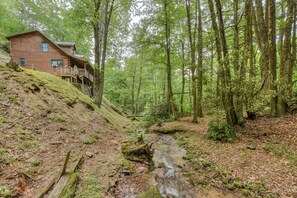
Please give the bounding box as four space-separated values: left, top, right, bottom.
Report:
0 64 136 197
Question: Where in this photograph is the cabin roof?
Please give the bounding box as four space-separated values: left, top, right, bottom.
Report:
54 41 76 46
55 41 77 51
6 30 93 71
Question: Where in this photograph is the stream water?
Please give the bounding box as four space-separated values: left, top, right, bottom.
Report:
153 135 198 198
114 135 232 198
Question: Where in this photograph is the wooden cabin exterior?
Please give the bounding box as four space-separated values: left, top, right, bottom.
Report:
6 30 93 96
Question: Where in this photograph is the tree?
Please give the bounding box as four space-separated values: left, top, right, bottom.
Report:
185 0 198 122
268 0 278 116
196 0 203 117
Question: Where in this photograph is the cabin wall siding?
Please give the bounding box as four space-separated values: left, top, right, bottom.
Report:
10 32 69 74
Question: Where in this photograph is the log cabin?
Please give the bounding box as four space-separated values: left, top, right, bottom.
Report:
6 30 94 96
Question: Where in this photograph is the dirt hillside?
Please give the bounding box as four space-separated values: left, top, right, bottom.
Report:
0 60 136 197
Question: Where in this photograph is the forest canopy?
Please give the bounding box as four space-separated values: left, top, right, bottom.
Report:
0 0 296 128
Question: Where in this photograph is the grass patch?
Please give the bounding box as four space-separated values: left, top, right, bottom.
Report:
138 186 162 198
264 143 297 165
0 155 16 165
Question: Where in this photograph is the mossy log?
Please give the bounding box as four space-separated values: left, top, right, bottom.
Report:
151 127 186 134
122 141 154 166
48 173 78 198
33 153 83 198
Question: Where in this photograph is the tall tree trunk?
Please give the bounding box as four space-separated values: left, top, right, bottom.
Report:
93 0 102 107
164 0 175 118
214 0 237 126
94 0 114 108
288 3 297 97
278 0 294 114
233 0 244 125
244 0 254 115
267 0 278 116
196 0 203 117
185 0 198 122
255 0 269 88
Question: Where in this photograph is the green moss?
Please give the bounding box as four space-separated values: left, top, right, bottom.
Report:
47 113 66 122
137 186 162 198
0 185 13 197
122 159 135 174
25 167 40 175
0 117 7 126
26 158 41 166
242 189 250 197
23 141 38 150
26 69 95 111
7 93 18 102
0 155 16 165
60 173 78 198
0 148 8 154
83 137 97 145
75 175 102 198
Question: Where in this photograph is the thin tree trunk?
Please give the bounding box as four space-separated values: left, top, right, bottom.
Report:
131 65 136 115
135 66 143 115
180 40 186 114
196 0 203 117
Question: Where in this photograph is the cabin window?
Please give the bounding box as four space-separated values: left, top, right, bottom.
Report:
51 59 64 67
19 58 26 66
41 42 49 52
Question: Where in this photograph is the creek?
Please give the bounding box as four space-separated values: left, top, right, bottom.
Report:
153 135 198 197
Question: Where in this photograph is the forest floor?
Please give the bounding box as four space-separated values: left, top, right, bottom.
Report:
0 62 139 197
149 116 297 197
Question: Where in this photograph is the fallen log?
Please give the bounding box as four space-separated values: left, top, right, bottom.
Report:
33 152 83 198
32 175 56 198
47 173 78 198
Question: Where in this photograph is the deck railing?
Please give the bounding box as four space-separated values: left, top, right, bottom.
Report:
56 67 93 82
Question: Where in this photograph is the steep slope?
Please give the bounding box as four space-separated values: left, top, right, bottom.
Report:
0 62 136 197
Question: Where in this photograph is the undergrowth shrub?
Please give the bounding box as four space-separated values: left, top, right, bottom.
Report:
207 117 236 142
143 102 178 127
